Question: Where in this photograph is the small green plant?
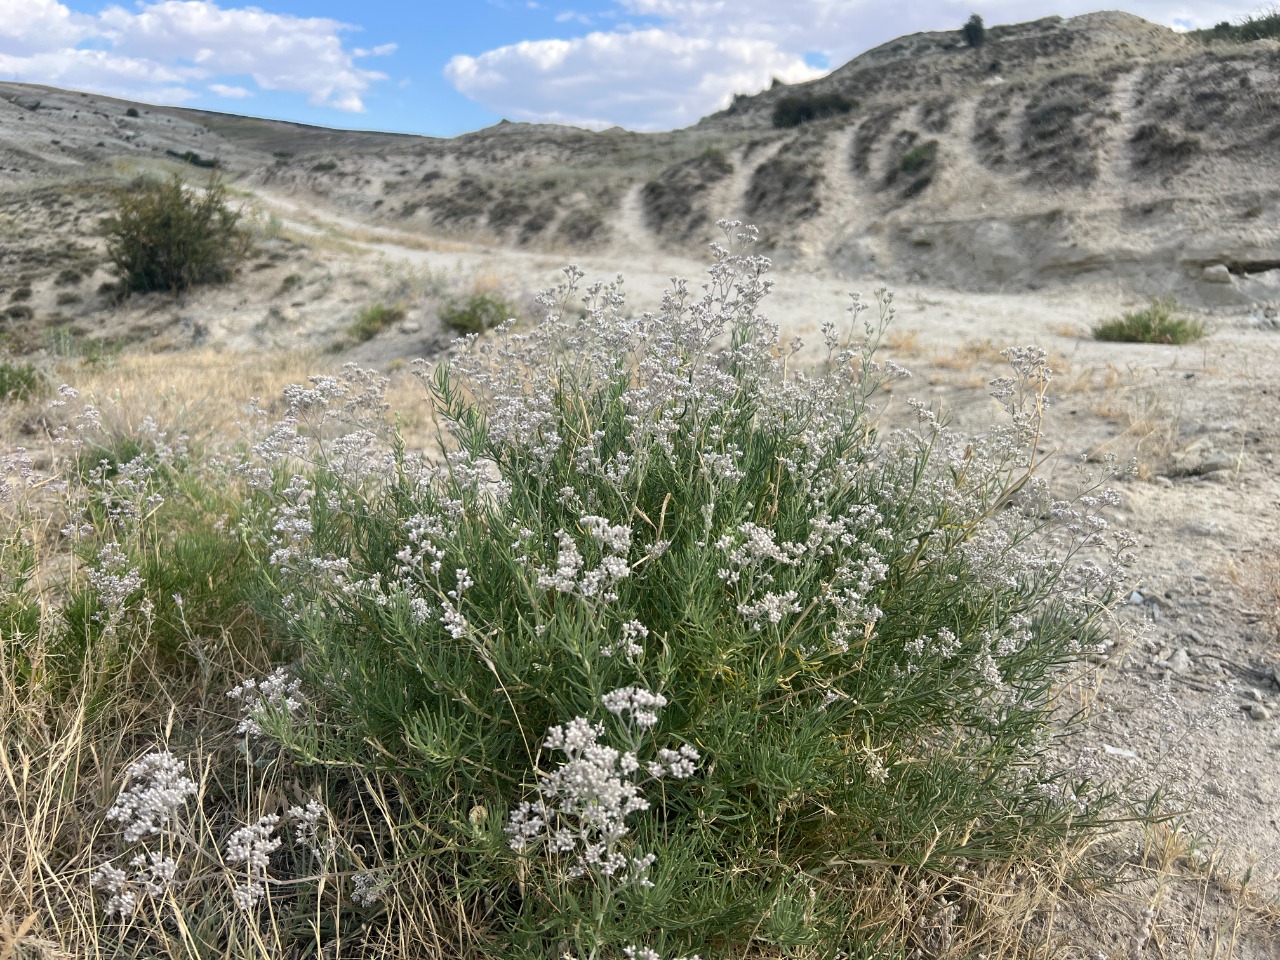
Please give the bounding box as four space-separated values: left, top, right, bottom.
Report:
439 290 516 334
772 91 855 129
9 285 32 302
100 173 248 295
900 140 938 174
963 13 986 48
347 303 405 343
0 360 42 401
1093 297 1207 344
311 160 338 173
164 148 219 169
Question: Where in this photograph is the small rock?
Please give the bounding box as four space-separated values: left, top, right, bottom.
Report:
1128 591 1145 606
398 321 422 334
1248 703 1272 721
1202 264 1233 284
1167 649 1193 674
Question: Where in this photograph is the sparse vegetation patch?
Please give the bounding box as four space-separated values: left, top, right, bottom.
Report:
1130 122 1201 170
347 303 405 343
439 289 517 334
0 359 41 401
1093 297 1207 344
772 91 856 129
641 148 734 237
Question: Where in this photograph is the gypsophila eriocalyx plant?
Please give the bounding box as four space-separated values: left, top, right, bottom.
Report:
243 221 1131 958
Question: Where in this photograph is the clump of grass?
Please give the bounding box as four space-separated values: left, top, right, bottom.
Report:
439 290 516 334
0 359 42 401
1093 297 1207 344
347 303 405 343
100 173 249 295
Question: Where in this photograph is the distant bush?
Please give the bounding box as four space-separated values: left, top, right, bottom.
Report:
1193 8 1280 42
1093 297 1207 344
900 139 939 175
124 107 139 118
9 285 32 302
347 303 405 343
164 148 219 169
963 13 986 48
772 91 855 129
0 360 41 402
100 173 248 295
440 290 516 334
311 160 338 173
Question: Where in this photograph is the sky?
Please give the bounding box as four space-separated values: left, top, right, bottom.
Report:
0 1 1270 137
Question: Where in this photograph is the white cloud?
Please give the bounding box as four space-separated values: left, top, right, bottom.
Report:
0 0 391 112
354 42 398 57
449 0 1269 130
209 82 250 98
446 28 821 130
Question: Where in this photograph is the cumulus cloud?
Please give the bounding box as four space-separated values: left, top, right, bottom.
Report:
449 0 1265 130
447 28 821 130
0 0 391 112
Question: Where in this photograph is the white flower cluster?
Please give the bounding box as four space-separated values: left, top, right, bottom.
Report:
90 851 179 917
225 815 282 910
227 668 304 738
287 798 334 860
601 619 648 660
506 689 698 889
105 751 197 843
715 522 806 587
536 515 633 603
351 869 391 907
87 541 144 634
624 946 702 960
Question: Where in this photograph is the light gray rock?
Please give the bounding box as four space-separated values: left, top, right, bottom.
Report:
1248 703 1272 721
1202 264 1233 284
1167 649 1192 674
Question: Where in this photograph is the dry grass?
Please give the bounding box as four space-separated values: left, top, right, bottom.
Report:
71 349 425 439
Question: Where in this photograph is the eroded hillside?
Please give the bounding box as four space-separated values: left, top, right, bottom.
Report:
2 10 1279 307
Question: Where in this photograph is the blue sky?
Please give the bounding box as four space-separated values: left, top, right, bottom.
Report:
1 1 1268 137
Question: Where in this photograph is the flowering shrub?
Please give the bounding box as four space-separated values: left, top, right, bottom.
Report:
234 222 1131 958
